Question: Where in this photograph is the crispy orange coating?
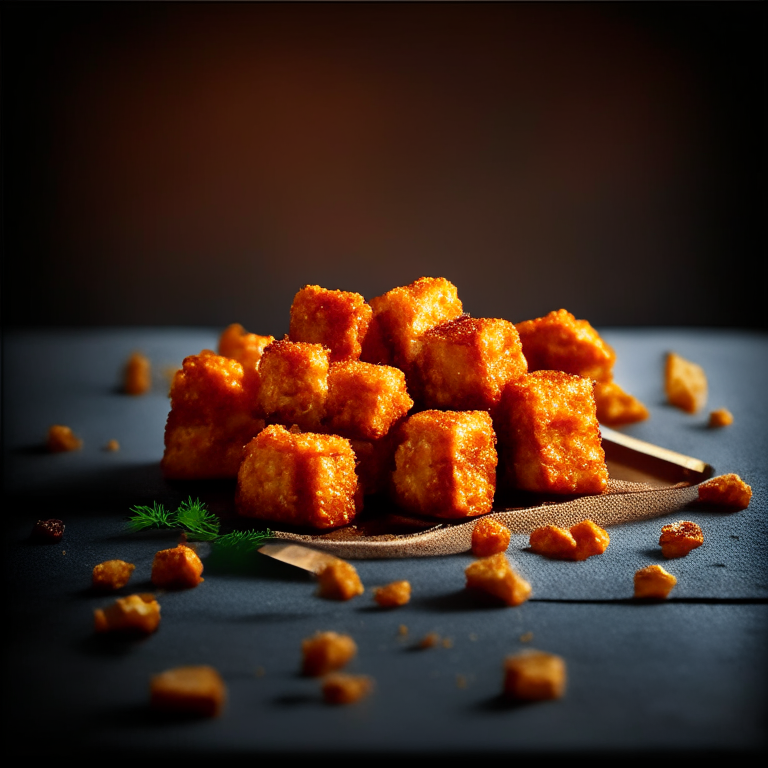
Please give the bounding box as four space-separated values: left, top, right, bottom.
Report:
373 580 412 607
124 351 151 395
634 564 677 599
529 525 578 559
325 360 413 440
594 381 649 425
236 425 360 529
289 285 373 363
665 352 707 413
257 339 330 430
412 315 528 411
659 520 704 559
697 474 752 510
496 370 608 495
708 408 734 428
150 666 226 718
465 553 532 606
361 276 464 370
515 309 616 383
218 322 274 371
322 673 374 705
47 424 82 452
570 519 610 560
391 410 497 519
317 560 365 600
302 631 358 676
151 544 204 589
471 518 511 557
93 593 161 634
503 650 566 700
92 559 136 591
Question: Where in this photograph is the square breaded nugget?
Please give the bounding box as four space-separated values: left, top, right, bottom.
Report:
257 339 330 431
289 285 373 363
391 410 497 518
325 360 413 440
361 277 463 371
236 424 360 529
515 308 616 383
218 322 275 372
496 370 608 495
412 315 527 411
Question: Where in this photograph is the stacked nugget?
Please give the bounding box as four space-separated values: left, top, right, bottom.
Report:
162 277 623 530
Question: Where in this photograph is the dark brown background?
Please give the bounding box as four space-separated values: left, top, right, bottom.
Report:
2 1 766 334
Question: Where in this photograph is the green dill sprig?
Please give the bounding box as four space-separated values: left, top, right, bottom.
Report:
214 529 274 553
174 497 220 541
127 501 174 532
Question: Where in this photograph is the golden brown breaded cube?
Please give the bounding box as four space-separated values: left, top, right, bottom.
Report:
594 381 649 425
302 631 358 676
289 285 373 363
47 424 82 452
124 351 151 395
348 436 396 497
257 339 330 430
697 474 752 510
322 673 374 705
496 370 608 495
361 276 464 370
151 544 204 590
465 552 532 606
93 593 161 634
373 580 412 607
236 425 360 529
317 560 365 600
665 352 708 413
570 519 610 561
503 650 566 701
529 525 578 560
411 315 528 411
471 518 511 557
218 322 274 371
92 560 136 591
515 309 616 383
708 408 734 428
634 564 677 599
391 410 497 519
150 666 226 718
325 361 413 440
659 520 704 559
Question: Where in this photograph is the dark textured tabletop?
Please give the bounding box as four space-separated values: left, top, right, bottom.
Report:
3 327 767 760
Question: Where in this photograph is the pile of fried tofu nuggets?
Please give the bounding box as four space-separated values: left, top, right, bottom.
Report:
161 277 648 530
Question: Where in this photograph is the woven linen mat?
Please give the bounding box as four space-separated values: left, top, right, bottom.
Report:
271 478 711 559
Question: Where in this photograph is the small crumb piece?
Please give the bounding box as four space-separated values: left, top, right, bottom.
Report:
708 408 733 428
471 517 511 557
418 632 441 649
322 673 374 705
31 518 65 543
634 565 677 599
659 521 704 559
398 624 409 637
665 352 707 413
124 351 151 395
529 525 577 560
465 552 532 606
150 665 226 717
92 559 136 591
103 439 120 452
441 637 454 649
317 560 364 601
503 650 566 701
520 631 534 643
151 544 204 589
698 474 752 510
594 380 649 425
570 519 610 561
456 674 468 689
373 580 411 608
93 593 161 634
47 425 82 452
302 631 357 677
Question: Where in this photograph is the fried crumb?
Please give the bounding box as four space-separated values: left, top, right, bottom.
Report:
92 559 136 591
322 673 374 705
708 408 734 428
698 474 752 510
659 520 704 559
103 439 120 452
665 352 707 413
302 631 357 676
503 650 567 700
373 580 411 608
441 637 454 649
150 665 226 718
520 631 534 643
124 351 151 395
634 564 677 599
456 674 468 689
418 632 441 649
47 425 82 452
398 624 409 637
316 560 364 601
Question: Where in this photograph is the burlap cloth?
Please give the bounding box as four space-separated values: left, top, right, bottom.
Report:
272 478 712 559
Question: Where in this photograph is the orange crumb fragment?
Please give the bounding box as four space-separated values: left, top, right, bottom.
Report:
93 593 160 634
503 650 566 700
317 560 364 601
465 553 532 606
151 544 204 589
92 559 135 591
659 521 704 559
150 665 226 717
322 673 374 705
47 425 82 452
373 580 411 608
103 439 120 452
570 519 610 561
665 352 707 413
124 351 151 395
594 381 649 426
302 631 357 676
418 632 441 649
698 474 752 510
529 525 577 559
708 408 733 428
471 517 511 557
634 564 677 599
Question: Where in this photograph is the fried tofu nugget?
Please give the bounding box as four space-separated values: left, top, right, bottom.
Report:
218 322 275 371
289 285 373 363
697 474 752 510
665 352 708 413
496 370 608 495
